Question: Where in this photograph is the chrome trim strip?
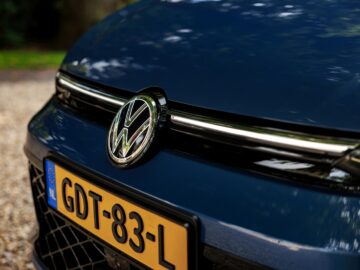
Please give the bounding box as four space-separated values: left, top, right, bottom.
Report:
57 73 126 107
170 113 357 156
56 72 359 157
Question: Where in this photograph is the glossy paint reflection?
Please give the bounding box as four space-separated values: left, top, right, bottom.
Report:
62 0 360 132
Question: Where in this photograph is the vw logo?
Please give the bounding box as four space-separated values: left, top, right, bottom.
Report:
108 95 159 166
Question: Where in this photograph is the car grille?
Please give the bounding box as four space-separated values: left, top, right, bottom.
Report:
29 162 267 270
29 163 114 270
55 71 360 192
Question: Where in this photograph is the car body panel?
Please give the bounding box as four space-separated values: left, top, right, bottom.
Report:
25 98 360 270
61 0 360 132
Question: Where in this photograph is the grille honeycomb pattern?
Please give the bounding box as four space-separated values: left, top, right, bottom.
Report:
29 164 112 270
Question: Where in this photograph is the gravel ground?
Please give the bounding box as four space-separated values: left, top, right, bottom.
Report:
0 71 55 269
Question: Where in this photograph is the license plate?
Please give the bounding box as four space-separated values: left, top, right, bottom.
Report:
45 159 190 270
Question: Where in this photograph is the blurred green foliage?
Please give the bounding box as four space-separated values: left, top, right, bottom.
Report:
0 51 65 69
0 0 132 69
0 1 30 47
0 0 132 50
0 0 61 48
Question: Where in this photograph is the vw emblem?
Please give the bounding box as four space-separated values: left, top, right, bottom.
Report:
108 95 159 166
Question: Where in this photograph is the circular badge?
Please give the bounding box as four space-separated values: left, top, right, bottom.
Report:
107 95 158 166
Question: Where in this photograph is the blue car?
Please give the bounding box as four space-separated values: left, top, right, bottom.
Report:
25 0 360 269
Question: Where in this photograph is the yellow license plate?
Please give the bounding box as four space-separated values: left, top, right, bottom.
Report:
45 160 190 270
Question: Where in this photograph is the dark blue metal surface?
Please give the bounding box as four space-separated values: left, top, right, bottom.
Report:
25 98 360 269
61 0 360 132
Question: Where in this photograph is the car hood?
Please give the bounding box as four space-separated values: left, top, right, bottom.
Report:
61 0 360 132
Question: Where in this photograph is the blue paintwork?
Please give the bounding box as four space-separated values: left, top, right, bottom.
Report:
61 0 360 132
26 98 360 269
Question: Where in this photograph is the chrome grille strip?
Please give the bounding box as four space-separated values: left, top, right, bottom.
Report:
170 112 357 157
57 73 126 107
56 72 359 157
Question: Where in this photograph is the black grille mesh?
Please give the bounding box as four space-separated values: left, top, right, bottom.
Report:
29 164 112 270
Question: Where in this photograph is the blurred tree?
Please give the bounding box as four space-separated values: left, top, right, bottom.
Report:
0 0 60 48
0 0 32 47
0 0 131 49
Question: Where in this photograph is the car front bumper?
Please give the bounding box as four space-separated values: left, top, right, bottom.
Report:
26 96 360 270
